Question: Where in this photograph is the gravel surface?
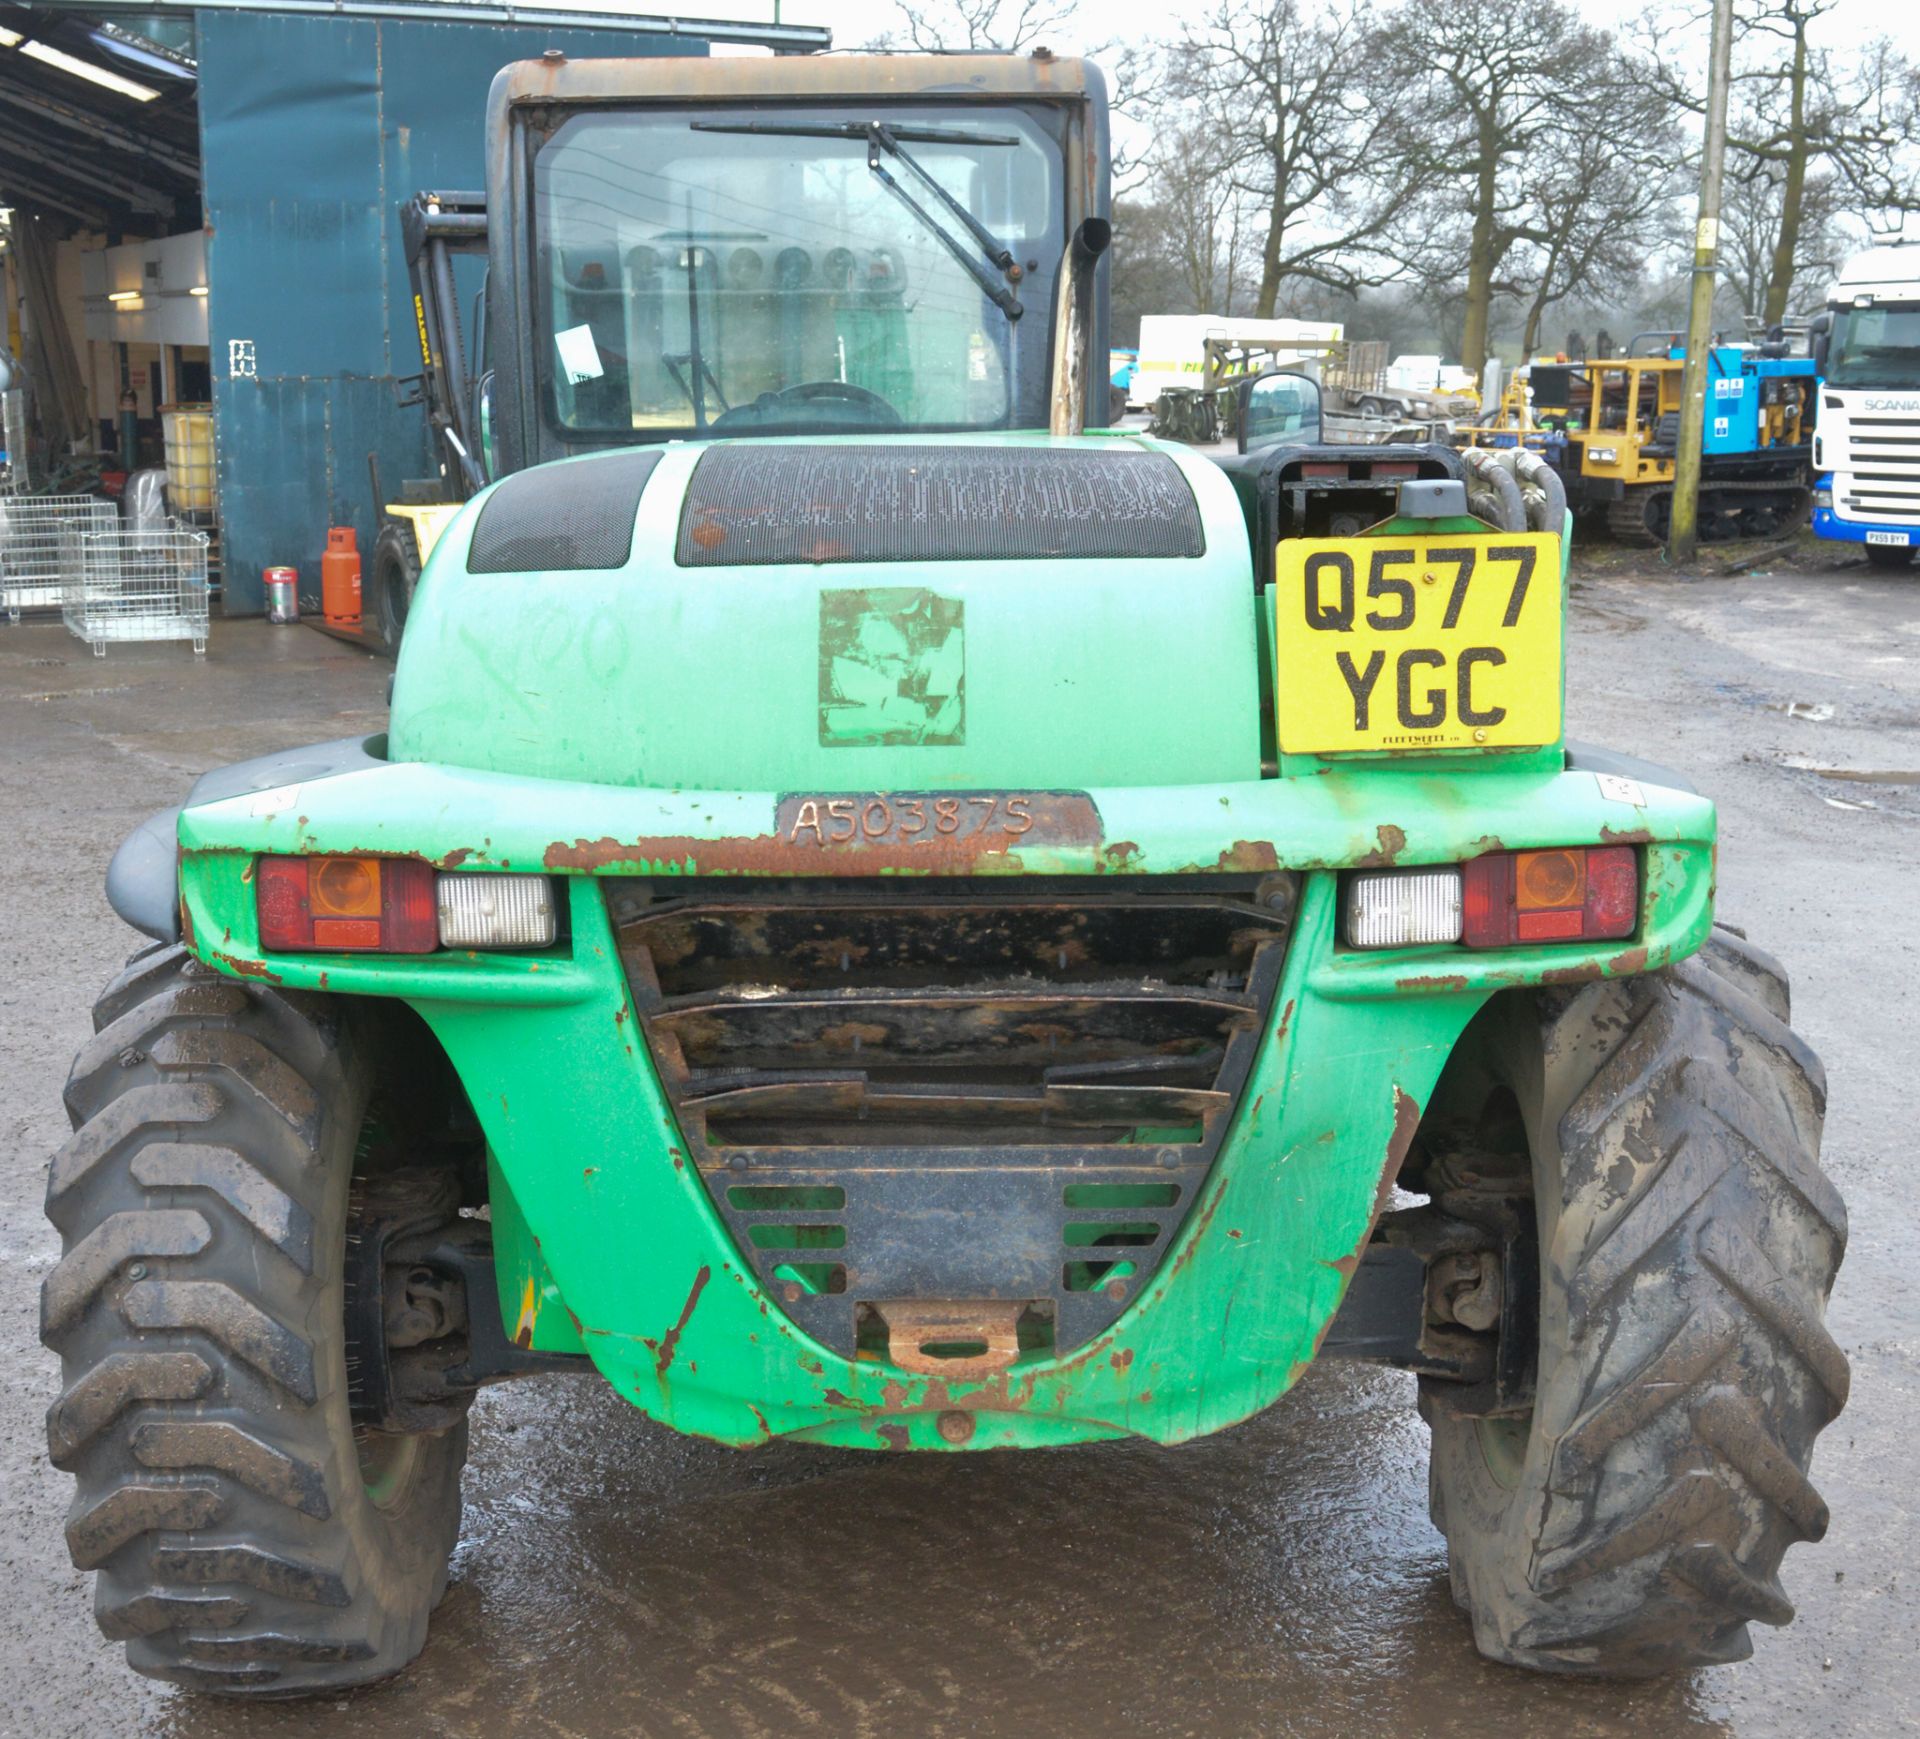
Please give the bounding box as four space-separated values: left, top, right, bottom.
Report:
1 548 1914 1737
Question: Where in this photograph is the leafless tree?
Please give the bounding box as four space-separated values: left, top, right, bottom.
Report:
1162 0 1436 319
1643 0 1920 323
1719 156 1848 322
1378 0 1614 374
874 0 1074 52
1508 77 1688 356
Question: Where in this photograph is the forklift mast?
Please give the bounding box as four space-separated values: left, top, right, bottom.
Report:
398 190 488 500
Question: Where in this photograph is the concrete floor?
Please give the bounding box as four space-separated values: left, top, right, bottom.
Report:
2 554 1916 1737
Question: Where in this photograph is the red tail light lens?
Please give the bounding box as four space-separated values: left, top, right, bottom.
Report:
256 855 437 953
1462 847 1637 948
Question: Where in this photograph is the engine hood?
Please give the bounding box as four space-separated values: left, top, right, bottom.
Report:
388 434 1261 792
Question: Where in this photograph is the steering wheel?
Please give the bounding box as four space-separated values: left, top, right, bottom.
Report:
711 381 904 431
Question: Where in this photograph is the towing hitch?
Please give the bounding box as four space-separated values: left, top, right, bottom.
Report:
345 1170 588 1436
1322 1202 1538 1416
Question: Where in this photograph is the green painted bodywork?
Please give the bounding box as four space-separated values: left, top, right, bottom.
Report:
388 436 1263 792
174 430 1718 1451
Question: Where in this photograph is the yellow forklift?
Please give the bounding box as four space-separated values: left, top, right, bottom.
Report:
351 190 490 653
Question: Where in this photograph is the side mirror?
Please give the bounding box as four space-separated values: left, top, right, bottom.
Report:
1237 369 1323 454
1808 310 1832 375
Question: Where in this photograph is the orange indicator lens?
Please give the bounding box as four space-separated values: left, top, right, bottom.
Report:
310 855 380 918
1515 848 1584 911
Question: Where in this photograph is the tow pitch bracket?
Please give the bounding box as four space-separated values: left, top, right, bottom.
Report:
1322 1203 1537 1415
344 1169 588 1436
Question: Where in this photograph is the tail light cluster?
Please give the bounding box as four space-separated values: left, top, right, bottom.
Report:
1343 846 1638 952
256 855 557 954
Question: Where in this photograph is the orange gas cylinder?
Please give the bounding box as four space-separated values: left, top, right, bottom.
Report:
321 527 362 626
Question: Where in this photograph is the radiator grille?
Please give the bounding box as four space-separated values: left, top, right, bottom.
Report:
612 875 1293 1363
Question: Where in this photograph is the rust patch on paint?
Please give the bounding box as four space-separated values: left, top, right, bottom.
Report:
1356 823 1408 868
208 950 280 983
547 791 1102 875
654 1264 711 1378
1214 839 1280 873
1327 1085 1423 1282
877 1422 910 1451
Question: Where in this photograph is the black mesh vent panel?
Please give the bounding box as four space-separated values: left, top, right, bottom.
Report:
675 444 1206 567
466 449 661 574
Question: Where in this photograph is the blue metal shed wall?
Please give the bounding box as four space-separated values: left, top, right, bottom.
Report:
196 9 704 613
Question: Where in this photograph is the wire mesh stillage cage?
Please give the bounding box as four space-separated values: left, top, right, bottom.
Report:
0 494 116 619
1 493 209 655
59 522 210 656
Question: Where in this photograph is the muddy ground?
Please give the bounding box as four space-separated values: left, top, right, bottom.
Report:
1 540 1915 1736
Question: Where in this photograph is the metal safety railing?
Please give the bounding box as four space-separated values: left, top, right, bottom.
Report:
0 493 117 620
59 521 210 657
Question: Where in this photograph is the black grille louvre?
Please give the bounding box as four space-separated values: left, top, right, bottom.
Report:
466 449 661 574
675 444 1206 567
611 876 1293 1361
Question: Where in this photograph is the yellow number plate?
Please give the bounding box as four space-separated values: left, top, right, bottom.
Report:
1272 533 1562 754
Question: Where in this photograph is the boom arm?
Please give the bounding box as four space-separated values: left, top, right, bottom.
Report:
399 190 489 500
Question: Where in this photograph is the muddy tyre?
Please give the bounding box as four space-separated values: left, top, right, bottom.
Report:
1423 927 1846 1675
42 945 468 1695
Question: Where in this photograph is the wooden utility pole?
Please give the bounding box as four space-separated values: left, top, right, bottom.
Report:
1669 0 1735 564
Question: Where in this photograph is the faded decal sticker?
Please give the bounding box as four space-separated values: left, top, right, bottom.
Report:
818 588 965 748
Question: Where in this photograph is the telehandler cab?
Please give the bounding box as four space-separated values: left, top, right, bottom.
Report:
44 52 1844 1695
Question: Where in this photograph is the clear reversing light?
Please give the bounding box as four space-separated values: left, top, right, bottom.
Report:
1344 868 1464 949
435 873 557 949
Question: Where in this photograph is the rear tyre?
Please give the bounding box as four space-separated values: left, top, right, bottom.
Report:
371 519 422 650
42 946 469 1695
1865 544 1913 571
1422 927 1846 1676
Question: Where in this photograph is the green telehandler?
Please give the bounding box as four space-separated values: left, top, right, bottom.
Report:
43 51 1844 1695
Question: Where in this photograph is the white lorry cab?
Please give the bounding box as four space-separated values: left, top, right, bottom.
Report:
1811 243 1920 566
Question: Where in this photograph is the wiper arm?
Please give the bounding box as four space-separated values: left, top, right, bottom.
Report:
689 119 1024 322
690 121 1020 147
870 122 1017 276
862 132 1023 321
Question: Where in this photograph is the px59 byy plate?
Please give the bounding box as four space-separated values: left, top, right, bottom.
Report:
1272 532 1563 755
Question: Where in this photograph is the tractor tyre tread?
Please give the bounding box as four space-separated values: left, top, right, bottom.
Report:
1427 933 1845 1676
42 947 468 1696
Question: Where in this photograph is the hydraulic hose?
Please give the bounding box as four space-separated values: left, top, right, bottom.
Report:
1460 446 1528 532
1503 446 1568 533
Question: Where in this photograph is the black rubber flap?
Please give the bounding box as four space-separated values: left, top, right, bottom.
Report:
466 449 661 574
676 444 1206 567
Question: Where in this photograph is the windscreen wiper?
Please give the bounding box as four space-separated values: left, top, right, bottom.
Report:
690 119 1024 321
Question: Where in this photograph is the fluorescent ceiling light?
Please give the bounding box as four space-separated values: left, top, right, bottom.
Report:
0 26 21 46
189 285 208 297
107 289 140 303
19 39 160 101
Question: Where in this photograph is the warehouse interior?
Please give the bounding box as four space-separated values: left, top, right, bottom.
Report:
0 0 825 615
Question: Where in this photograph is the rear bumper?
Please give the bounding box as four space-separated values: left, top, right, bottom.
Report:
174 757 1716 1449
